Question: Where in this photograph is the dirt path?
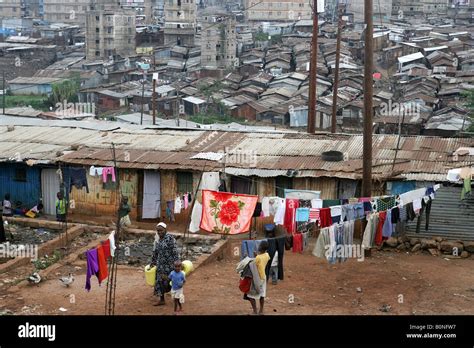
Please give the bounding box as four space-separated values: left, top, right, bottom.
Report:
1 245 474 315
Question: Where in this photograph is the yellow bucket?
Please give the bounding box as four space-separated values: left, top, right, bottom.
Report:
182 260 194 276
144 265 156 286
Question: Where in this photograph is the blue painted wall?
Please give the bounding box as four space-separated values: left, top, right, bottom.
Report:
0 163 41 209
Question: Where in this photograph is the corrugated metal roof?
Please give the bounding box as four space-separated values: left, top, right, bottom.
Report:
0 123 472 179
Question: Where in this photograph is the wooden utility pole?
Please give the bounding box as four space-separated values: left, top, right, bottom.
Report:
331 7 343 134
362 0 374 197
307 0 318 134
152 77 156 125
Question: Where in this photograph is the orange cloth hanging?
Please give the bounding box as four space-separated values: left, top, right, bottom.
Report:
97 245 108 283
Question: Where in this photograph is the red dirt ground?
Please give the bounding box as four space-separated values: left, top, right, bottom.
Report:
1 240 474 315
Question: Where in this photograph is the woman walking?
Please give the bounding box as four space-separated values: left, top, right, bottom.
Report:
150 222 179 306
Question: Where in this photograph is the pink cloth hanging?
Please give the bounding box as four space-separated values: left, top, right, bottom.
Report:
102 167 116 183
184 193 189 210
200 190 258 235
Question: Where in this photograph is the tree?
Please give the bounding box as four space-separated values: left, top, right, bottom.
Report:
47 73 81 106
461 90 474 132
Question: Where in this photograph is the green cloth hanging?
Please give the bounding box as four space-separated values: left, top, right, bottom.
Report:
461 176 472 200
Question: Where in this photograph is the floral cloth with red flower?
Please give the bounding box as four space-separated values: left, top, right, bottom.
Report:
200 190 258 235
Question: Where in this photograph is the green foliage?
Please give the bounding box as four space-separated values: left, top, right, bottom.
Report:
4 95 49 110
461 90 474 132
32 250 61 271
254 31 269 42
47 75 81 106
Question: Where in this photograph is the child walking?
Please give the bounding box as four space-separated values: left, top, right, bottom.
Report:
247 240 270 315
169 260 186 314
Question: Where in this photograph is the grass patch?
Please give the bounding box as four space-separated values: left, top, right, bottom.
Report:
32 250 61 271
3 95 49 111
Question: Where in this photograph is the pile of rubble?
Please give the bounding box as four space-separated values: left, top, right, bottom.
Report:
116 235 217 267
382 235 474 258
6 225 58 245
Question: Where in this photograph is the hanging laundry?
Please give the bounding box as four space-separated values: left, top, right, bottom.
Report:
268 197 282 216
85 249 99 291
424 197 432 231
399 188 426 206
376 196 395 212
299 199 312 208
69 167 89 193
412 198 422 213
358 197 371 203
363 201 373 214
218 179 227 192
323 199 340 208
405 202 416 221
295 207 310 222
200 172 221 191
89 166 104 177
97 245 108 283
265 236 285 280
352 203 364 219
319 208 332 228
348 197 359 204
425 186 435 200
200 190 258 235
341 204 355 222
189 201 202 233
109 231 116 257
166 200 175 222
327 225 337 264
310 198 323 208
174 196 182 214
283 199 299 234
302 232 309 250
241 240 258 259
391 206 400 224
330 205 342 224
183 194 189 210
461 176 472 200
273 198 286 225
261 196 281 217
313 227 329 258
375 211 387 246
309 208 320 222
382 209 393 238
253 202 262 217
362 213 378 250
292 233 303 253
102 167 116 183
101 239 111 260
